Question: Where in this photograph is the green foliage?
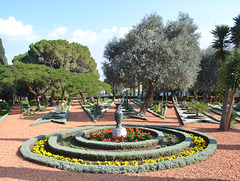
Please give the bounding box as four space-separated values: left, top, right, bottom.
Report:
193 48 221 93
0 63 69 107
230 14 240 49
71 73 111 96
233 103 240 111
12 52 31 64
229 111 238 129
103 12 201 115
186 100 210 117
13 39 99 76
223 50 240 90
0 39 7 65
211 25 231 65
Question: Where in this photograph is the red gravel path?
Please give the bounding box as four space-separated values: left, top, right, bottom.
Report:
0 100 239 181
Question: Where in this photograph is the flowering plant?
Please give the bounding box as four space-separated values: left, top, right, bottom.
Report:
88 127 152 143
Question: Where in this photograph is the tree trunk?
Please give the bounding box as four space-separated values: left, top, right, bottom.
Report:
43 95 48 106
160 92 164 115
138 82 154 116
138 82 141 97
224 89 236 130
171 91 179 107
219 88 230 130
61 89 65 102
164 92 168 109
80 92 86 104
50 90 55 106
203 92 207 103
36 95 41 108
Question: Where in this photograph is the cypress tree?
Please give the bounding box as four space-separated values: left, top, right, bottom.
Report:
0 39 8 65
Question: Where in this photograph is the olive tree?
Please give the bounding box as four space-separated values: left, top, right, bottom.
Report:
103 12 201 116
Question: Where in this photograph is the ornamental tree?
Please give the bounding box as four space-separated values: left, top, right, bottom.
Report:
211 14 240 130
71 73 111 103
0 63 67 108
103 12 201 116
12 39 99 76
193 48 221 102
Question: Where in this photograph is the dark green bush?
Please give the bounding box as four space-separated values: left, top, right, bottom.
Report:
233 103 240 111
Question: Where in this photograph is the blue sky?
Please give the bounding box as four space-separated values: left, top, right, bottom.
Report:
1 0 240 80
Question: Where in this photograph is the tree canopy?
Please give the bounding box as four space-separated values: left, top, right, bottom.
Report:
103 12 201 115
0 63 66 107
12 39 99 77
193 48 221 95
0 39 8 65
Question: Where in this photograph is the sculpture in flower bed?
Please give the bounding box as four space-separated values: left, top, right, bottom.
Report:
88 127 152 143
20 124 217 174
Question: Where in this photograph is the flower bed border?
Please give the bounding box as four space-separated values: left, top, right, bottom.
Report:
30 102 72 126
20 124 217 174
79 100 114 122
175 106 220 125
0 105 15 125
74 126 164 150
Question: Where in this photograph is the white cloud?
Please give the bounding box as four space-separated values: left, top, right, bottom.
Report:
0 16 38 41
71 29 98 45
46 27 68 39
102 27 118 34
118 27 129 38
198 26 215 49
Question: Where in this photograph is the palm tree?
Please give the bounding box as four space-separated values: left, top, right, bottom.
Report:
211 25 231 130
211 25 231 66
231 15 240 49
224 50 240 130
224 14 240 130
187 100 210 117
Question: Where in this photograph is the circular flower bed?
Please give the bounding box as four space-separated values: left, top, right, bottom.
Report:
88 127 152 143
20 125 217 174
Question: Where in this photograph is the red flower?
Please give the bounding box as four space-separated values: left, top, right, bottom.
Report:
135 139 138 142
95 134 99 137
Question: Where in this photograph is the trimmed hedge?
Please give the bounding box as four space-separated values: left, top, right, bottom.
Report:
79 100 114 122
20 124 217 174
30 102 72 126
74 126 164 150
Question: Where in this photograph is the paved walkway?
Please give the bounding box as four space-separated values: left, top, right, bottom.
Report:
0 100 239 181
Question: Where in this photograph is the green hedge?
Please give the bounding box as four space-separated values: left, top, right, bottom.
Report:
74 126 164 150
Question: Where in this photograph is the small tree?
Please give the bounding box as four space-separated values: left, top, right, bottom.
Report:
187 100 210 117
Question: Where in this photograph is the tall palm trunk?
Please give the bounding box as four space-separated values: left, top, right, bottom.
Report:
224 89 236 130
219 88 230 130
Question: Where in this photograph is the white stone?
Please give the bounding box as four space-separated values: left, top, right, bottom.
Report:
112 127 127 138
56 105 61 113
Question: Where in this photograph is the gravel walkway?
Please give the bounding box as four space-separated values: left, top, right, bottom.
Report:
0 100 239 181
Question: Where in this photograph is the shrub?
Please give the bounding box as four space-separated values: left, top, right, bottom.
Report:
233 103 240 111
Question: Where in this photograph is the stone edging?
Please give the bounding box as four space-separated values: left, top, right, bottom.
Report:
174 106 220 125
0 105 15 125
30 102 73 126
20 124 217 174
